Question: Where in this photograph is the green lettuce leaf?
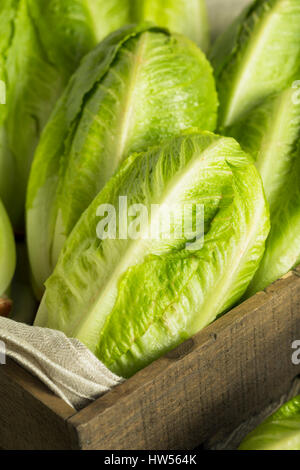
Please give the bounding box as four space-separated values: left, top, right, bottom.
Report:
210 0 300 129
239 395 300 450
227 88 300 211
211 0 300 294
27 24 218 299
128 0 209 51
0 0 117 230
0 199 15 296
228 86 300 295
85 0 209 50
0 0 209 232
247 142 300 295
34 132 270 378
10 241 37 324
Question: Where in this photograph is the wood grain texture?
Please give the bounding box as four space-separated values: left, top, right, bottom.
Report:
0 358 76 450
68 271 300 450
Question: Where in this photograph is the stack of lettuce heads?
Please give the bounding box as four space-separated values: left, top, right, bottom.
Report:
211 0 300 294
4 0 297 383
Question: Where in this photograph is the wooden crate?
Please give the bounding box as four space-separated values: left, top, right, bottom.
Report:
0 269 299 450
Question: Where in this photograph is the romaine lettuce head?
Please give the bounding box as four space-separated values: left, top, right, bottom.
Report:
0 199 16 296
239 395 300 450
247 141 300 295
34 132 270 378
0 0 126 231
227 87 300 212
210 0 300 129
27 24 218 299
227 85 300 295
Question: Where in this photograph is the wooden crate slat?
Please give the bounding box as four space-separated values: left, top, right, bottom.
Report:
0 270 299 449
0 358 76 450
67 272 300 450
